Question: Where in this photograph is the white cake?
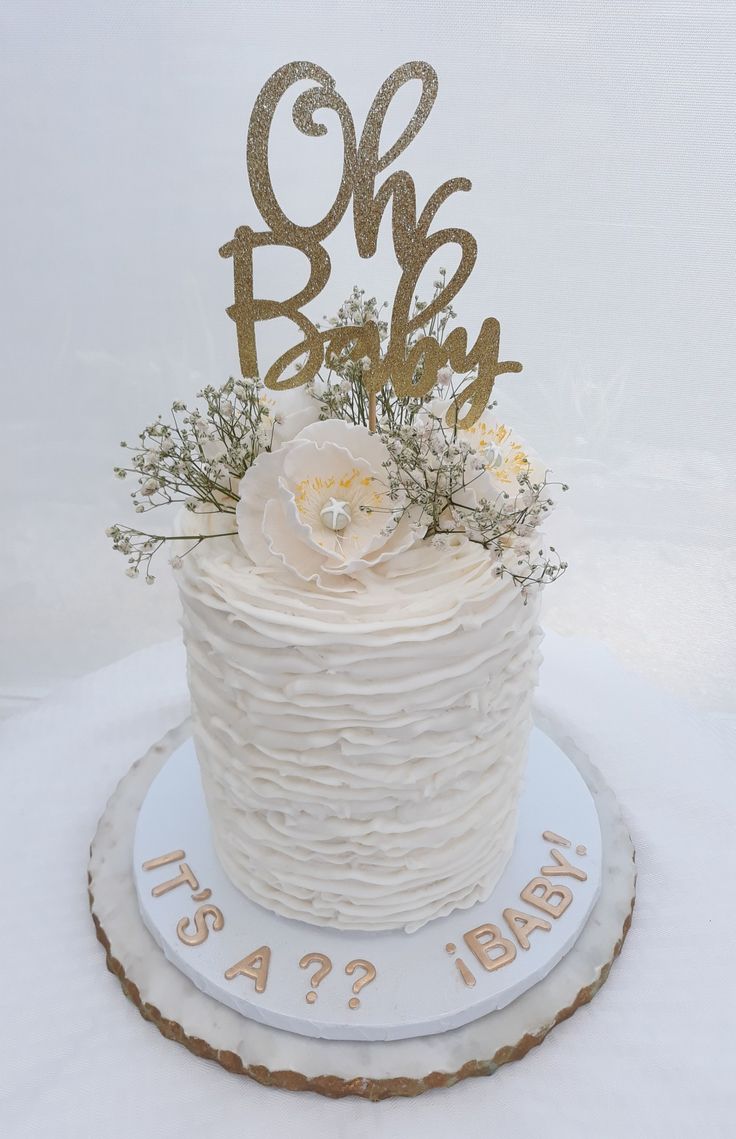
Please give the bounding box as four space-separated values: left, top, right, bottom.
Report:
105 58 565 947
177 508 542 933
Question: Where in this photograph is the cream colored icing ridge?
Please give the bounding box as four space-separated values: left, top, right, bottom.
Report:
176 522 542 932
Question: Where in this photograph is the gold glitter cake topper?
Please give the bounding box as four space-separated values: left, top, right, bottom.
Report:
219 60 522 429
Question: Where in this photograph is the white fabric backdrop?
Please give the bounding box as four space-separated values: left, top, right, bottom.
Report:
1 4 735 1133
1 0 734 713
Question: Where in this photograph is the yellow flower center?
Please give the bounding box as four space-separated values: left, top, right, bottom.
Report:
464 419 529 484
292 468 383 548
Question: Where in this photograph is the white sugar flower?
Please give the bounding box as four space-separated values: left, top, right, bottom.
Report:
458 415 544 490
426 398 547 497
236 421 417 590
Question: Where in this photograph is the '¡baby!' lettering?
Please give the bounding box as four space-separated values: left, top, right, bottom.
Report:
220 61 522 429
449 841 587 986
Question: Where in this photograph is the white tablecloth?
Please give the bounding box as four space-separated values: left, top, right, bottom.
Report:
0 634 732 1138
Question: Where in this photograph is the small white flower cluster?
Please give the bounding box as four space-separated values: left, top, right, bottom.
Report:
108 282 567 589
108 377 268 581
376 413 566 589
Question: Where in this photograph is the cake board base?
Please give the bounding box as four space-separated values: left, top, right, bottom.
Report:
88 721 635 1100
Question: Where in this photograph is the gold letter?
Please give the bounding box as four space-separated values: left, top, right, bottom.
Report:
224 946 272 994
353 61 438 263
176 905 225 947
219 61 358 388
502 907 552 950
219 226 329 387
463 923 516 972
324 321 386 394
387 219 477 398
542 848 588 882
447 318 523 430
141 849 185 871
520 877 573 918
246 61 356 244
151 862 199 897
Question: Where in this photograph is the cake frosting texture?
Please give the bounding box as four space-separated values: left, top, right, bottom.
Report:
177 524 542 933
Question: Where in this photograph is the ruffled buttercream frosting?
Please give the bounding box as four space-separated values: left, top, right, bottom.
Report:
176 517 542 932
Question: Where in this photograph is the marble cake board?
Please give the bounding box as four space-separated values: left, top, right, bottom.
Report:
88 721 636 1099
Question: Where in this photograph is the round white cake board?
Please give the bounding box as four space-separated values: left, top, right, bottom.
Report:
88 721 635 1098
132 730 603 1042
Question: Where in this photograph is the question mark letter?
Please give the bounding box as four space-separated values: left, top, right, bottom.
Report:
299 952 332 1004
345 959 377 1009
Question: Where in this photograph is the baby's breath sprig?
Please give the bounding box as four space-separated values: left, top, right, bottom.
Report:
108 377 268 581
376 406 568 590
104 524 229 584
